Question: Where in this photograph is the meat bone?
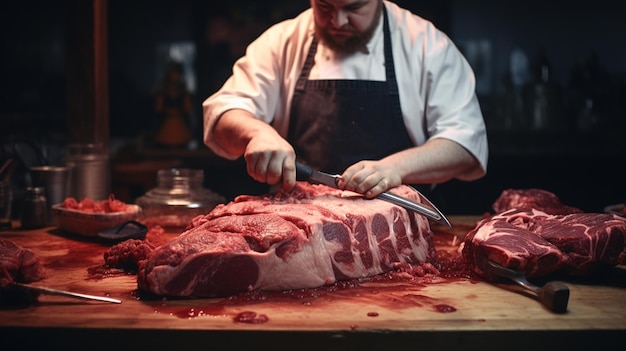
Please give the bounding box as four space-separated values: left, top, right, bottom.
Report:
486 260 569 313
295 162 451 227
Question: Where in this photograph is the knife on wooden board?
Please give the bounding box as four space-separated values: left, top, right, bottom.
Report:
485 260 569 314
295 162 451 227
12 283 122 304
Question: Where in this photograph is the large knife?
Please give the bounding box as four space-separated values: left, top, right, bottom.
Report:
295 162 451 227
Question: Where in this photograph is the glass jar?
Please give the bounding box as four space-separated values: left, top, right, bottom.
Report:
135 168 225 228
0 180 12 229
21 187 48 229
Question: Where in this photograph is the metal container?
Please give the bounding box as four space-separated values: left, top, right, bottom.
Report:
30 165 71 225
65 143 111 201
29 165 70 206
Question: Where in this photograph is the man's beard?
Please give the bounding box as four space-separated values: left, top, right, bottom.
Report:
315 5 382 55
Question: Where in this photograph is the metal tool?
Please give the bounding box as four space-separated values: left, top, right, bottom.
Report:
486 260 569 313
295 162 451 227
98 220 148 242
13 283 122 304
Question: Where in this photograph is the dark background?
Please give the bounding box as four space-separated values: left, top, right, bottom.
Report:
1 0 624 215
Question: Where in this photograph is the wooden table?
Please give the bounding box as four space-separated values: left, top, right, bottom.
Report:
1 216 625 351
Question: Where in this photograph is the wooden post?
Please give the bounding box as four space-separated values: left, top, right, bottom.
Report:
65 0 109 147
65 0 111 199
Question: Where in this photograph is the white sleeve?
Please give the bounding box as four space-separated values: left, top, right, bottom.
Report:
201 25 285 159
421 27 489 175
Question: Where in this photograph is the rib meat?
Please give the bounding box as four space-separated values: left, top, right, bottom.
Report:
137 182 435 297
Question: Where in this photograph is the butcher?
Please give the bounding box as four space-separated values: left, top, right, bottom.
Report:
202 0 488 200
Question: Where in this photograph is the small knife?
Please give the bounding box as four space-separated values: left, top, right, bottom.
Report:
13 283 122 304
295 162 451 227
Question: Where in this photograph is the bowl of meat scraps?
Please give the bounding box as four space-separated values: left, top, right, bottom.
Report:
52 195 141 237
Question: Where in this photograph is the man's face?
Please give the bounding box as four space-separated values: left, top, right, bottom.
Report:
311 0 382 55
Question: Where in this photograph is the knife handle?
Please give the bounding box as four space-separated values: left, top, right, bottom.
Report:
295 162 313 181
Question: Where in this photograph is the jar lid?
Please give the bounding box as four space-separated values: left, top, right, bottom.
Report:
136 168 225 209
26 186 45 195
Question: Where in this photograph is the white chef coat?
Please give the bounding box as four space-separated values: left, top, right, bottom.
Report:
202 1 488 176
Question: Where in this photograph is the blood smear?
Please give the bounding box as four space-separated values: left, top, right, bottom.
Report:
234 311 269 324
434 304 457 313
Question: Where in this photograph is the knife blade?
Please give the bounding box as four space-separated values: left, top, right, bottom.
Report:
13 283 122 304
295 162 451 227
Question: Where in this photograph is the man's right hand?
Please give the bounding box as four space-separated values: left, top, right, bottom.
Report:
212 109 297 191
244 132 296 191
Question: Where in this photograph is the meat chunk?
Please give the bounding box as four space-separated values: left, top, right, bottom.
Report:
461 210 564 279
104 239 155 272
0 239 46 288
1 239 46 307
138 182 434 297
492 188 582 215
463 198 626 279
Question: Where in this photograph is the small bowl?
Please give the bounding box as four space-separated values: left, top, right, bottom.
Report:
51 203 141 237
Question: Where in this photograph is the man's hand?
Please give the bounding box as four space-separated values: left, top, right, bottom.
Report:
244 132 296 191
212 109 297 192
336 139 484 198
338 160 402 198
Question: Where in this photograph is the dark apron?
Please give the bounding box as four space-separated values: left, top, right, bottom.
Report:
287 6 413 175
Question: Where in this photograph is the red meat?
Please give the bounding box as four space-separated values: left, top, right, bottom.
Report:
138 182 435 297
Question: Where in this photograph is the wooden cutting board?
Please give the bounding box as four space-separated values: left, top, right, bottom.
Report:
1 216 625 350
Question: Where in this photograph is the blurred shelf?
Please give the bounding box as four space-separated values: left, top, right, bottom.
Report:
486 129 623 157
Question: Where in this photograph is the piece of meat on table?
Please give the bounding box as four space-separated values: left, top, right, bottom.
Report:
461 211 564 279
104 239 155 272
0 238 46 288
137 182 435 297
492 188 582 215
462 189 626 279
0 238 47 307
